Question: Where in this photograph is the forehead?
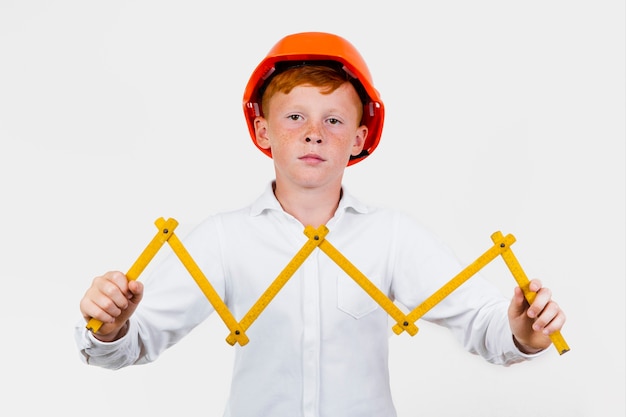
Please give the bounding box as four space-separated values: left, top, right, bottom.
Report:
267 83 363 114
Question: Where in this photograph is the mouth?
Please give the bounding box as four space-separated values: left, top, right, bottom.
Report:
299 153 326 164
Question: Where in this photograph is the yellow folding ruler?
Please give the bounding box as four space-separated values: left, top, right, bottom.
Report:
86 218 246 345
86 218 569 355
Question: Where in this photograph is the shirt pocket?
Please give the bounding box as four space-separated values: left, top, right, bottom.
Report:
336 272 379 319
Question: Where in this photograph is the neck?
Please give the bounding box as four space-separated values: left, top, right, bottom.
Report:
273 181 342 227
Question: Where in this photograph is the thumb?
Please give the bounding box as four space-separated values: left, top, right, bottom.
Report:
126 280 144 312
509 286 529 318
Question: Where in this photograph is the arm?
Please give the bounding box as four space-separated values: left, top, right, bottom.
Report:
74 216 224 369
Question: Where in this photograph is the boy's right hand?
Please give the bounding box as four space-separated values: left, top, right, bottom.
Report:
79 271 144 342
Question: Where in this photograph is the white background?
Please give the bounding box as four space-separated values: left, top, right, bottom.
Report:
1 1 624 416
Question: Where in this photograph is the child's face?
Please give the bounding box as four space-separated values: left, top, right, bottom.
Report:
254 82 367 190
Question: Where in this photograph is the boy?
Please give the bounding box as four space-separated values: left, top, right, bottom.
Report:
75 32 566 416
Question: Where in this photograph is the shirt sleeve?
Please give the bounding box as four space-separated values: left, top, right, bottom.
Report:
74 319 144 369
388 211 544 366
73 216 224 369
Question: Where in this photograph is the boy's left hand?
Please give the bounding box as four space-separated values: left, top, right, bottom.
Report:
508 279 567 354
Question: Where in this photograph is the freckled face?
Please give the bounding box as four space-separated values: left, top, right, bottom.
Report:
254 83 368 190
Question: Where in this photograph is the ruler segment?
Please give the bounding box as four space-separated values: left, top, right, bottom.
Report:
309 231 418 336
395 234 515 334
224 225 328 345
491 232 570 355
86 217 178 334
166 232 248 346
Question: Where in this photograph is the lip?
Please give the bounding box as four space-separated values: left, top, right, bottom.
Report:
299 153 326 164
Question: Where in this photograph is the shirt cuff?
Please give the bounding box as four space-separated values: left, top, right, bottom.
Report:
510 334 546 358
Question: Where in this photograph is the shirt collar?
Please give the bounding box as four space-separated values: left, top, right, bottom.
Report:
249 181 370 217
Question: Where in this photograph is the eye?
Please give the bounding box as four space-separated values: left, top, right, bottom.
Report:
327 118 341 125
288 114 302 121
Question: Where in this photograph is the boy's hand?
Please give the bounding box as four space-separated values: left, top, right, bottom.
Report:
508 279 566 354
79 271 144 342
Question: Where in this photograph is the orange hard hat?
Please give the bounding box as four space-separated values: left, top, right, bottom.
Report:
243 32 385 166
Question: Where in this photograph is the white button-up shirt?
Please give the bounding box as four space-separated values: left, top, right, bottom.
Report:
75 182 533 416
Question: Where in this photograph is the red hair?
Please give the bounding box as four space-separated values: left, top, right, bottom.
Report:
260 65 364 122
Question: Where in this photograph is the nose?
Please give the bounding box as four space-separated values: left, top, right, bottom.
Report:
304 121 323 144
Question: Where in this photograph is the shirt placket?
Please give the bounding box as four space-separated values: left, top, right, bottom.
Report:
301 249 321 416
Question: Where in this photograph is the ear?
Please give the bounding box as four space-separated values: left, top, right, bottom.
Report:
351 124 368 156
254 117 271 150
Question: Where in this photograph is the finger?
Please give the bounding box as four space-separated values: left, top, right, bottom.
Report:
510 286 528 316
532 300 563 334
86 272 132 320
92 290 125 321
528 278 543 293
527 286 552 319
127 280 144 304
80 296 115 324
543 308 567 335
104 271 132 294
